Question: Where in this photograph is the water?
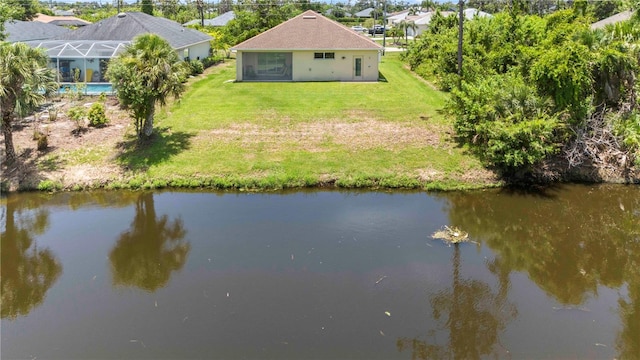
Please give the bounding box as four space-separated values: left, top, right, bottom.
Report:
59 83 114 96
1 185 638 359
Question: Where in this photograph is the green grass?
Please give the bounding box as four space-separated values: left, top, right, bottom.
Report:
114 53 493 191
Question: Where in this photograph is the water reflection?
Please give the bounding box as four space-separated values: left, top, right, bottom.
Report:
1 195 62 319
109 193 190 292
397 245 517 359
441 185 640 357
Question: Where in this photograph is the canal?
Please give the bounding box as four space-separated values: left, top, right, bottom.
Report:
1 185 638 359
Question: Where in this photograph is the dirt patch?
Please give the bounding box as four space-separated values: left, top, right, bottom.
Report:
1 97 131 191
206 120 441 152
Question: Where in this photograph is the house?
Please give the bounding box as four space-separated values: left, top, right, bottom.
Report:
4 20 70 43
354 8 375 18
184 11 235 27
231 10 383 82
33 13 91 27
591 10 634 30
27 12 213 84
394 8 491 37
61 12 212 61
53 9 76 17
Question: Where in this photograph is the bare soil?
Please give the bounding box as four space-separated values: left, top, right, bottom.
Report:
1 97 132 191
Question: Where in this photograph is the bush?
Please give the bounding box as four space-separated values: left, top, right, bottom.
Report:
188 59 204 75
48 106 58 122
202 55 223 68
33 129 48 151
87 102 108 127
68 106 87 129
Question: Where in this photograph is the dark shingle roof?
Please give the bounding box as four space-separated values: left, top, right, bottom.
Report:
184 11 235 27
354 8 374 18
61 12 211 49
232 10 382 51
4 20 71 43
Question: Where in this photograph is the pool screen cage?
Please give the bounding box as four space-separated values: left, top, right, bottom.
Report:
26 40 130 84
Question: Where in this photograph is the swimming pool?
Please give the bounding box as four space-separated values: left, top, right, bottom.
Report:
59 83 114 96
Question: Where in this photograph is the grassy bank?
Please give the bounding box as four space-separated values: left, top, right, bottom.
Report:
2 53 498 192
108 53 496 191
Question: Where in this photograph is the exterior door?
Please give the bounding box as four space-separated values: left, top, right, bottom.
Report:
353 56 363 80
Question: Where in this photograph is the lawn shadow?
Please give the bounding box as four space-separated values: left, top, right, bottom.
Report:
0 148 59 191
116 127 194 171
378 71 388 82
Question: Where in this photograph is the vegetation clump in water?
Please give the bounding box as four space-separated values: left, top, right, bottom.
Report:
432 225 469 244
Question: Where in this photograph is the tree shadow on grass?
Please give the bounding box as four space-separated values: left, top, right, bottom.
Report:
1 146 70 191
116 127 194 171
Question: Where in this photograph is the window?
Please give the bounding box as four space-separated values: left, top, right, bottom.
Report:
256 53 287 75
314 52 336 60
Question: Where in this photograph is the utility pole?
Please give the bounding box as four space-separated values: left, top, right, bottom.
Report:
382 0 387 55
457 0 464 88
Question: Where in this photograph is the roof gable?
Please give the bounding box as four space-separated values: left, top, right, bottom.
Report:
61 12 212 49
232 11 382 51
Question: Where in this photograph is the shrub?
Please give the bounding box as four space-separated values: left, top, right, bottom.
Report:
37 180 62 192
188 59 204 75
48 106 58 121
68 106 86 129
87 102 108 127
36 132 48 151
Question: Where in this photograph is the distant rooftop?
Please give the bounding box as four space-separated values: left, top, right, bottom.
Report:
60 12 212 50
591 10 634 30
4 20 71 42
184 11 235 27
34 13 91 27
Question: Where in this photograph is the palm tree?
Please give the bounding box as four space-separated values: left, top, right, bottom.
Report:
106 34 188 140
0 42 57 163
109 193 189 292
399 20 418 48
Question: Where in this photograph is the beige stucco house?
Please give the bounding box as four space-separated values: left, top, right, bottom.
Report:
231 10 383 82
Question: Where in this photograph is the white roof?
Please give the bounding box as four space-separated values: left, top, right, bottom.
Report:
25 40 130 58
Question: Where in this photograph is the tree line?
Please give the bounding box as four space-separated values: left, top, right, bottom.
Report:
403 1 640 181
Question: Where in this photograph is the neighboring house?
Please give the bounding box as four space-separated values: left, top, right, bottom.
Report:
232 10 382 82
34 13 91 27
26 12 212 84
53 9 76 17
354 8 375 18
395 8 491 37
4 20 70 43
387 10 411 26
591 10 634 30
184 11 235 27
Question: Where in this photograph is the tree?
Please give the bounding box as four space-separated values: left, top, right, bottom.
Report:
0 42 57 163
399 19 417 47
4 0 41 21
1 195 62 320
109 193 189 292
105 34 188 140
141 0 153 15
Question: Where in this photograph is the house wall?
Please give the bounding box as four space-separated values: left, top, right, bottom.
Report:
292 50 379 81
177 42 211 61
236 50 380 82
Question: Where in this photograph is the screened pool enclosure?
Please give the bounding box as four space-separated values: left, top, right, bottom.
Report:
242 52 292 81
26 40 130 84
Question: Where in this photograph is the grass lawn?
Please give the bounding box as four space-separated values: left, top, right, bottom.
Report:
113 52 496 190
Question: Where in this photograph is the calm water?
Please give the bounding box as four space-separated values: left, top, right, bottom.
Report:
1 185 638 359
